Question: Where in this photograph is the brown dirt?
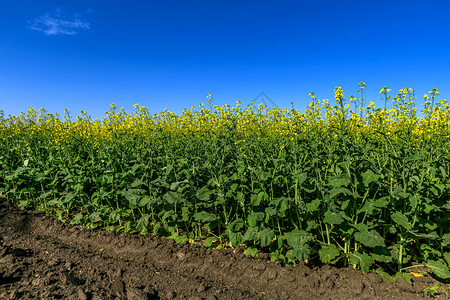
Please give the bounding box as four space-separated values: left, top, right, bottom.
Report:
0 200 448 300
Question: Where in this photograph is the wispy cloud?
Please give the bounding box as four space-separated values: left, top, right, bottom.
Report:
29 10 90 36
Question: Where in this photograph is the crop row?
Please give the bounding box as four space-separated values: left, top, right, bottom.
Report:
1 85 449 278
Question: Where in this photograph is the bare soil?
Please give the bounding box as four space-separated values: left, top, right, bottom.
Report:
0 200 448 299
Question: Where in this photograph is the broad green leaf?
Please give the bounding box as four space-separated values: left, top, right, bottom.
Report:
341 199 351 210
170 179 189 191
441 233 450 246
61 192 75 203
391 211 412 230
306 198 321 213
354 230 385 248
243 227 258 242
123 190 140 206
196 187 212 201
203 237 215 248
323 211 344 225
250 194 261 206
228 231 243 247
373 196 390 208
294 172 308 185
292 245 310 261
286 229 313 247
259 228 275 247
70 213 84 225
362 170 380 187
349 252 372 273
328 174 351 188
89 211 101 223
136 215 150 232
137 196 151 207
193 211 218 224
244 247 258 257
318 244 340 264
247 212 264 227
18 200 30 209
163 191 182 204
131 178 145 188
425 260 450 279
227 218 244 232
408 194 419 210
329 187 353 199
174 235 188 244
264 207 277 222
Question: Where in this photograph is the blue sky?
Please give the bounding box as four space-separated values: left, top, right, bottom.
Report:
1 0 449 119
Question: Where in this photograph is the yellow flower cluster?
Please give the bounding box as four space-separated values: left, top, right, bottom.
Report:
1 87 449 154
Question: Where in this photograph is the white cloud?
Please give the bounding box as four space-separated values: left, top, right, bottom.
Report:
29 11 90 36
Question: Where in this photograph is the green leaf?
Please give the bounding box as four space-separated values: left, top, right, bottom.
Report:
292 245 310 261
163 191 182 204
404 155 423 162
131 163 142 175
193 211 218 224
170 179 188 191
425 260 450 279
123 190 140 206
349 252 372 273
294 172 308 185
306 198 321 213
391 211 412 230
376 268 395 282
443 252 450 266
243 227 258 242
285 229 313 248
373 196 390 208
131 178 145 188
323 211 343 225
395 272 412 285
203 237 215 248
362 170 380 187
329 187 353 199
70 212 84 225
244 247 258 257
407 230 438 240
250 194 261 206
328 174 351 188
61 192 76 203
247 212 264 227
353 223 368 233
174 235 188 244
18 200 30 209
196 187 212 201
354 230 385 248
228 231 243 247
227 218 244 232
258 228 275 247
318 244 340 264
137 196 151 207
371 246 393 262
136 215 150 232
441 233 450 247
